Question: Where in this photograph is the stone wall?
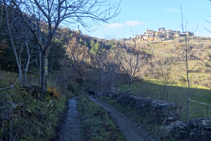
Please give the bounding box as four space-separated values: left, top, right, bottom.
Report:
163 118 211 140
115 93 182 125
106 92 211 140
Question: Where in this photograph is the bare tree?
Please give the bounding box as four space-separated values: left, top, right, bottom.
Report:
180 5 198 122
151 54 176 101
3 4 40 85
65 37 89 62
106 52 121 92
114 44 146 93
8 0 120 97
4 3 22 83
92 49 121 92
94 51 108 91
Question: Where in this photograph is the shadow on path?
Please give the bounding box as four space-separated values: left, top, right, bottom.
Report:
91 97 154 141
58 97 81 141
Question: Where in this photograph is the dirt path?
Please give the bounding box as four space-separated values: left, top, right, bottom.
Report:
58 97 81 141
91 97 155 141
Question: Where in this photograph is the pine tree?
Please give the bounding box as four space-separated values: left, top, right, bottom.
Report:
79 38 83 45
90 41 101 54
90 39 95 48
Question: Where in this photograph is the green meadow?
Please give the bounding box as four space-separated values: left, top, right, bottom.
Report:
118 78 211 120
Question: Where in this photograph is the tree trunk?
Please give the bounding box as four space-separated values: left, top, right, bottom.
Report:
129 77 132 94
100 69 103 90
110 70 114 92
185 37 190 123
23 70 26 85
17 62 22 84
39 49 42 85
5 5 22 84
41 53 48 98
23 42 31 85
23 56 30 85
0 1 2 29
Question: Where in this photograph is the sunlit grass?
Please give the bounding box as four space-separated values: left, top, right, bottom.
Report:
117 78 211 120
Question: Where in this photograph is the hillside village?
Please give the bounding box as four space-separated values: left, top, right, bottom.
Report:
123 27 194 41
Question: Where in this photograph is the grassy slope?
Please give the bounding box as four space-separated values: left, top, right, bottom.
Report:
133 37 211 86
77 95 126 141
0 71 68 140
118 79 211 120
123 37 211 120
119 38 211 84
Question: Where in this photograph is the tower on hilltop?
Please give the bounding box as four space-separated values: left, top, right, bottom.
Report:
146 28 148 35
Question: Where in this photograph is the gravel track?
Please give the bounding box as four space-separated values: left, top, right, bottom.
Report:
91 97 149 141
58 97 81 141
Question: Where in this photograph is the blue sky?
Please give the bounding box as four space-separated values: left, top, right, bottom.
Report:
78 0 211 39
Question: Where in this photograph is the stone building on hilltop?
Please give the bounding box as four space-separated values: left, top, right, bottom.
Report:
134 27 194 41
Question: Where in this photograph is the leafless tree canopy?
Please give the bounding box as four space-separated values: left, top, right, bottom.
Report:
4 0 120 97
11 0 120 31
114 46 146 93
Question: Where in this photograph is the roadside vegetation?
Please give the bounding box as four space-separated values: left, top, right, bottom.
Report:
0 71 69 140
77 95 126 141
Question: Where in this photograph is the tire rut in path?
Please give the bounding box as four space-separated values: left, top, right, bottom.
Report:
58 97 81 141
91 97 148 141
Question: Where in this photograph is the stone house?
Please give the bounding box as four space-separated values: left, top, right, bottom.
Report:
133 27 194 41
